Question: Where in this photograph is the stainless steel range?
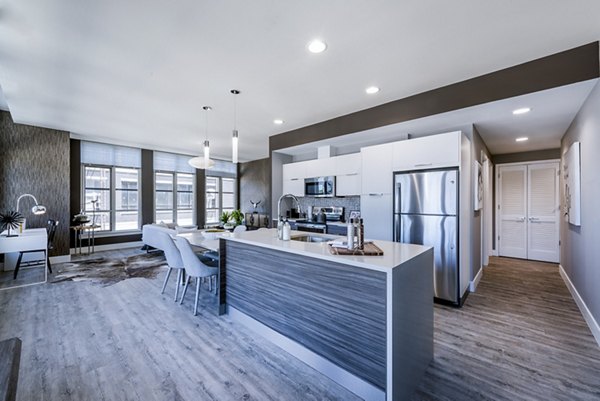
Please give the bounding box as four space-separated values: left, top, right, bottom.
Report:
296 206 344 234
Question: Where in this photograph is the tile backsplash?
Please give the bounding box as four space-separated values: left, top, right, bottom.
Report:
296 196 360 222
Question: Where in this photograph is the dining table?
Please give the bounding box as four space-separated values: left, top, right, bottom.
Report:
175 230 234 252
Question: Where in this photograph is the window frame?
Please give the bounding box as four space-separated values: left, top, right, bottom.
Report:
154 170 196 226
82 164 142 233
205 175 237 226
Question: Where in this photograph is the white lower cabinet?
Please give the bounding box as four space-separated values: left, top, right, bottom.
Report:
360 194 393 241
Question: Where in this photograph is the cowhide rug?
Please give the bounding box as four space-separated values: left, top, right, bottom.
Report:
51 252 167 286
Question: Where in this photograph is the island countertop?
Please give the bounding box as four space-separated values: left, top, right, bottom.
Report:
221 228 430 272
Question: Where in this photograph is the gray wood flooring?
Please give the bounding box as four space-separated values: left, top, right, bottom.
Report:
414 257 600 401
1 250 599 400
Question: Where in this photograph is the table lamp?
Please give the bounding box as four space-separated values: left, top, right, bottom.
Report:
16 193 46 231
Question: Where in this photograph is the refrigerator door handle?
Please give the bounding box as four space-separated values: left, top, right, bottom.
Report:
394 214 401 242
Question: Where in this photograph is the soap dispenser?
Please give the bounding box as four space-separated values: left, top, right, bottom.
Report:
282 219 291 241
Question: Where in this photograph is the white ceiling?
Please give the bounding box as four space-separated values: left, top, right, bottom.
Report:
0 1 599 161
277 79 598 157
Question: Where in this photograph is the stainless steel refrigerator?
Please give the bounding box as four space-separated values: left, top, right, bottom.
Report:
394 169 462 305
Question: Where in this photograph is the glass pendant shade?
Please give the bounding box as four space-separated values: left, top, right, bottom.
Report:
232 130 238 164
203 140 210 170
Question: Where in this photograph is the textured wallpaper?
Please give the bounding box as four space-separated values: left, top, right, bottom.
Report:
239 158 271 215
0 111 70 256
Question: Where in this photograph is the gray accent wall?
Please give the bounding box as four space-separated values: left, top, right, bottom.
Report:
560 80 600 326
0 111 70 256
492 148 561 165
239 158 270 216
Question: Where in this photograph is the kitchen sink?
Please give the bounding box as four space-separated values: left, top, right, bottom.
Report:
290 235 330 243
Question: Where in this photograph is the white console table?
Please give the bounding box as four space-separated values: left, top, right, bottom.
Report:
0 228 48 275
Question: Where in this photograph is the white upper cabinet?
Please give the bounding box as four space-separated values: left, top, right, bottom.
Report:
392 131 461 172
335 153 361 196
282 161 307 196
361 143 393 195
311 157 336 177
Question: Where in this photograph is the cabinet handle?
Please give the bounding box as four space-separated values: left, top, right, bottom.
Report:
414 163 433 167
528 217 539 221
345 173 359 176
290 178 299 181
368 193 384 197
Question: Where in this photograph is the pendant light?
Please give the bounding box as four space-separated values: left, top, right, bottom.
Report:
203 106 212 169
231 89 240 164
188 106 215 169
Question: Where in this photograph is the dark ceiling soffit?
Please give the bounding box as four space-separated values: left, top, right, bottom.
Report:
269 41 599 152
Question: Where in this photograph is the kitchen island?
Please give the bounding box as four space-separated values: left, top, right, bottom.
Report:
217 229 433 401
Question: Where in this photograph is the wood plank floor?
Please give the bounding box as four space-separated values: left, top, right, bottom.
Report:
1 250 599 400
415 257 600 401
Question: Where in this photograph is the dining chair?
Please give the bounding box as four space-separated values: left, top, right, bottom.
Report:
156 231 185 302
233 225 247 233
13 219 58 279
174 236 219 316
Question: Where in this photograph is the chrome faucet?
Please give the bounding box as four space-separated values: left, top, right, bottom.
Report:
277 193 302 222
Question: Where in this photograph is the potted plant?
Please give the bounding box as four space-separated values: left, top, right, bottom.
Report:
230 209 244 226
220 211 232 228
0 211 24 237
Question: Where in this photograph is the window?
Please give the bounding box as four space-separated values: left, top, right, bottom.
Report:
155 172 195 225
83 165 140 231
81 141 141 232
206 176 236 225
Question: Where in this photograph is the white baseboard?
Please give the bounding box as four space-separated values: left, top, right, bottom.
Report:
491 249 498 257
50 255 71 264
70 241 144 255
469 267 483 293
559 265 600 348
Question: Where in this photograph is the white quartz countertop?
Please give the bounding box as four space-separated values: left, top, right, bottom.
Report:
222 228 431 272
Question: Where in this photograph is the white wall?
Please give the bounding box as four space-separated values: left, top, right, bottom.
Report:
560 80 600 331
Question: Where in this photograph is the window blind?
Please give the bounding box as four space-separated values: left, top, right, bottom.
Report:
154 151 195 174
208 159 237 175
81 141 141 168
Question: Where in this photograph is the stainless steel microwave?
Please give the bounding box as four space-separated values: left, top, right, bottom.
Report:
304 176 335 197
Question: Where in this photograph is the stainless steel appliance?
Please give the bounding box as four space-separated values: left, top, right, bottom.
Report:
304 176 335 197
394 168 464 305
296 206 344 234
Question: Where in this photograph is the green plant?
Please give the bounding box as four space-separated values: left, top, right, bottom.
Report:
0 211 24 237
230 209 244 226
220 211 231 224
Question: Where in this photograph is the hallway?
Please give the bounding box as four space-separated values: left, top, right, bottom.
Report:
415 257 600 400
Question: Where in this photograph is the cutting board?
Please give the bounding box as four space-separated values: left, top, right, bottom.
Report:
328 242 384 256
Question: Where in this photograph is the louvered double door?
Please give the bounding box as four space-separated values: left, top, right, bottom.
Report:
498 162 559 263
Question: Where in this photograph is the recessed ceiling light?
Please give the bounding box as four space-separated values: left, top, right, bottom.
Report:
515 137 529 142
273 119 284 125
307 39 327 53
365 86 380 94
513 107 531 115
